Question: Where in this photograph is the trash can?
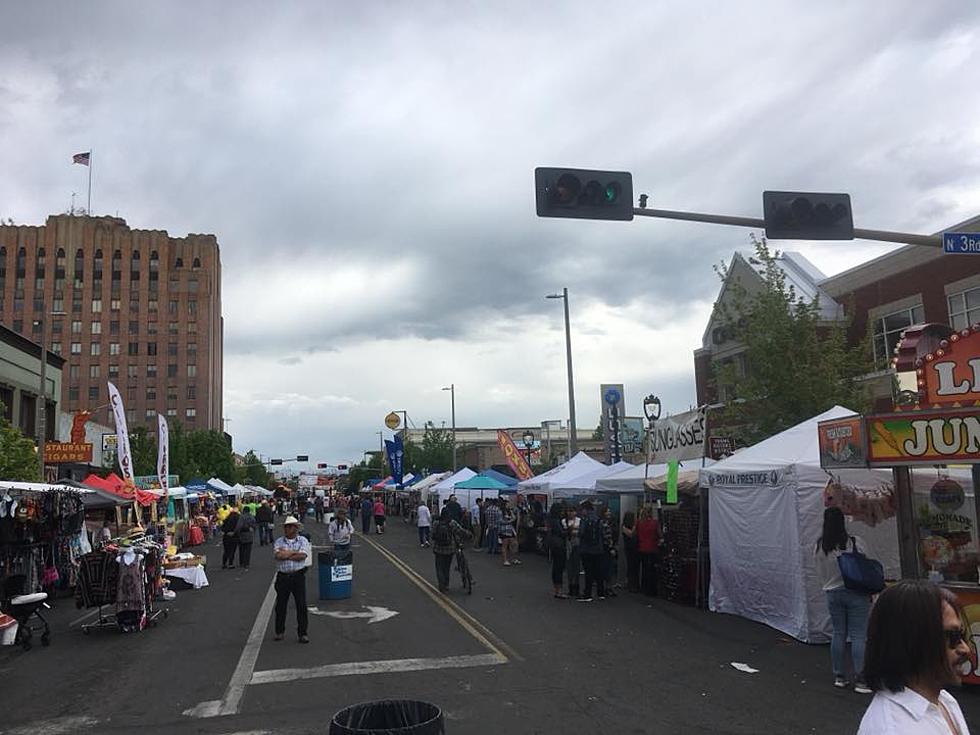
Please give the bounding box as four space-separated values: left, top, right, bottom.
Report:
318 549 353 600
329 699 444 735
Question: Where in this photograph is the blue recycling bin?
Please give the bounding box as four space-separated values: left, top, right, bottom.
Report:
319 548 353 600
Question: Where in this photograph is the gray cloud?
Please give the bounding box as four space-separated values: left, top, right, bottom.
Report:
2 1 979 458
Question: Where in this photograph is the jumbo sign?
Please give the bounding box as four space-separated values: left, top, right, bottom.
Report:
867 409 980 465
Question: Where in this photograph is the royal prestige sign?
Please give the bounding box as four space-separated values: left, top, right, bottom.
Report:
866 408 980 465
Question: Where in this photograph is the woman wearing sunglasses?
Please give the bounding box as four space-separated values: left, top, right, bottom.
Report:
859 580 972 734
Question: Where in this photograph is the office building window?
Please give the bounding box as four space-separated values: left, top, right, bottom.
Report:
70 342 81 354
91 321 102 334
148 299 158 312
72 296 82 313
146 387 157 401
71 320 81 334
186 408 196 418
90 343 101 356
168 322 178 334
167 408 177 417
12 319 22 332
168 300 178 314
69 364 80 379
147 342 157 356
187 300 197 316
90 364 100 378
127 409 136 423
873 304 925 368
92 299 102 313
128 342 139 356
145 408 155 419
88 386 99 400
187 385 196 400
147 364 157 378
167 364 178 378
111 299 121 311
110 321 119 335
187 364 197 378
109 342 120 355
948 287 980 330
128 365 138 378
168 342 178 357
31 320 41 334
108 364 119 378
50 342 62 354
69 386 79 401
129 320 139 335
52 298 64 312
167 386 177 402
129 298 139 312
187 322 197 334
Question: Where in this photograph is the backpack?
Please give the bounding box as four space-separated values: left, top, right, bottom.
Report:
433 520 451 546
580 514 602 549
837 537 885 594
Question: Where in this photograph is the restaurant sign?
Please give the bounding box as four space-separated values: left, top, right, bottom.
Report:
867 409 980 465
817 416 867 469
44 442 93 463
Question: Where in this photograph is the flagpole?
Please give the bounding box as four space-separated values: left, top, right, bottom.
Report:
87 150 93 215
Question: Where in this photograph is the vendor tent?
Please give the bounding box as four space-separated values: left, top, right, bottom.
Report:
207 477 234 495
453 474 509 506
482 469 518 488
431 468 477 504
409 472 450 496
700 406 901 644
595 460 714 495
2 480 123 509
517 452 606 498
550 461 634 498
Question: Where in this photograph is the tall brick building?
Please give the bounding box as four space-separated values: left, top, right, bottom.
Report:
0 214 223 434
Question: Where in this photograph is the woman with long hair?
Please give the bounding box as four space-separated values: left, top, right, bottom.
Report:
621 510 640 593
816 506 873 693
548 502 568 598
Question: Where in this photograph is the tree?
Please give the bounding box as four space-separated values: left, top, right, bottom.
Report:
240 449 272 487
419 422 454 472
130 426 157 477
712 235 872 445
592 422 603 440
0 413 40 481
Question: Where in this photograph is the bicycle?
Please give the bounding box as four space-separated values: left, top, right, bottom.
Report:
454 544 474 594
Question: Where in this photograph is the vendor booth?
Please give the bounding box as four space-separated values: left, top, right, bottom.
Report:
453 474 509 507
701 406 901 644
516 452 605 500
430 468 477 505
817 321 980 684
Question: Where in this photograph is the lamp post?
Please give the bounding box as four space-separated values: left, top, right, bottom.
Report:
441 384 456 472
522 429 535 467
546 288 577 455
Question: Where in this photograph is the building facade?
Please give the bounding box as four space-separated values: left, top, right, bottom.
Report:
0 323 63 441
695 214 980 412
0 215 223 434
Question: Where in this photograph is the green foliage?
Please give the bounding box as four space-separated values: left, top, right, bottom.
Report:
0 412 40 481
592 422 603 440
130 426 157 476
240 449 272 487
712 235 872 445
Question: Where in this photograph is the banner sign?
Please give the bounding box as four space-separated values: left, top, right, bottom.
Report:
44 442 93 463
867 409 980 465
708 436 736 461
912 326 980 409
106 381 135 488
385 435 404 485
817 416 867 469
600 383 626 463
497 430 534 481
157 414 170 498
619 417 645 455
648 406 707 464
133 475 180 490
101 433 118 452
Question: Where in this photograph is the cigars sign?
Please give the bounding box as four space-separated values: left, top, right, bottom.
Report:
867 409 980 466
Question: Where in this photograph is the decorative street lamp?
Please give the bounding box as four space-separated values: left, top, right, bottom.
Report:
643 394 662 424
522 429 535 466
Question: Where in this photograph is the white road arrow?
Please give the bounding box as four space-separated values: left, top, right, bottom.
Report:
307 605 399 624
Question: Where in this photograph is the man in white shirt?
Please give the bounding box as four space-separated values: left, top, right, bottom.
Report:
859 580 972 734
417 501 432 547
328 508 354 550
273 516 312 643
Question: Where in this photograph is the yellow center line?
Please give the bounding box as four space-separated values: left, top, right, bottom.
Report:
360 533 522 663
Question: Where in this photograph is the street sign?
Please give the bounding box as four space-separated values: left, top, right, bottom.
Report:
943 232 980 254
384 411 401 430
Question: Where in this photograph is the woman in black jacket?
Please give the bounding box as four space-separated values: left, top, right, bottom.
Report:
548 503 568 598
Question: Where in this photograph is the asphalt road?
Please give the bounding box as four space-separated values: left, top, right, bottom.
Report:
2 515 980 734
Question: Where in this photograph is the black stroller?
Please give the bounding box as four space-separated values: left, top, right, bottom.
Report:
1 574 51 650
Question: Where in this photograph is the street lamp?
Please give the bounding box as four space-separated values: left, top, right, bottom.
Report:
522 429 535 466
441 384 456 473
546 288 577 455
643 394 662 424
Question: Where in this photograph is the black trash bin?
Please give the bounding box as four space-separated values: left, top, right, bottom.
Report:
329 699 444 735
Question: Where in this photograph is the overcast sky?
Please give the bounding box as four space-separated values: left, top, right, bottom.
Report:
2 2 979 468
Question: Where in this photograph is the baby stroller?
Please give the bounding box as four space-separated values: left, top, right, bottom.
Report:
1 574 51 650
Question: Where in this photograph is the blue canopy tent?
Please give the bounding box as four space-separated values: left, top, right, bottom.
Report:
185 477 209 493
482 468 518 491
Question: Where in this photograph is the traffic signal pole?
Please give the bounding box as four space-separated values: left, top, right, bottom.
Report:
631 206 943 248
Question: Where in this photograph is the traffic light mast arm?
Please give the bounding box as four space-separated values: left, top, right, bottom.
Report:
631 206 942 248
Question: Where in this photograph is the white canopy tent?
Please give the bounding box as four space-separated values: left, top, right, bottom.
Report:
516 452 606 499
595 460 715 495
408 472 450 496
208 477 234 495
550 461 634 498
430 468 477 505
700 406 901 644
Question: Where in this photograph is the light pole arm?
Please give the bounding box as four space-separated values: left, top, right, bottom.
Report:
632 207 943 248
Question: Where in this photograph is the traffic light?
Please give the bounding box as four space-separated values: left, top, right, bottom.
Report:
316 462 327 469
337 464 349 471
763 191 854 240
535 167 634 221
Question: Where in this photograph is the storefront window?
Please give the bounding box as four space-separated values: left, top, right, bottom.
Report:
873 305 924 368
912 468 980 584
949 287 980 331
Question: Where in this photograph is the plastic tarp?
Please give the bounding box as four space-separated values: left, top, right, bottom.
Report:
549 461 634 498
516 452 605 498
700 406 901 643
430 468 477 504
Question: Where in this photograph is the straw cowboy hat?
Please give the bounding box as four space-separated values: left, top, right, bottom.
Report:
283 515 302 527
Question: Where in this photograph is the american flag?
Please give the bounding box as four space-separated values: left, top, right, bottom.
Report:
72 151 90 166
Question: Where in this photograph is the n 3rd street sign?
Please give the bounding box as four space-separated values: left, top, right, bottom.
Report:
943 232 980 254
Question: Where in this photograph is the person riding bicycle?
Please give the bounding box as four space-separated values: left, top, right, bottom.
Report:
431 507 472 593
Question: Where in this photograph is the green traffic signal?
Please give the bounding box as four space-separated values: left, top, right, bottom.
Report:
534 167 634 221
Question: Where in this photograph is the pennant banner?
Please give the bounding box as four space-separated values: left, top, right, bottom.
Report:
497 430 534 481
157 413 170 498
385 437 405 485
106 381 135 489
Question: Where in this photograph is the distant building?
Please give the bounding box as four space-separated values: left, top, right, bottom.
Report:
695 214 980 412
0 214 223 435
0 322 63 440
